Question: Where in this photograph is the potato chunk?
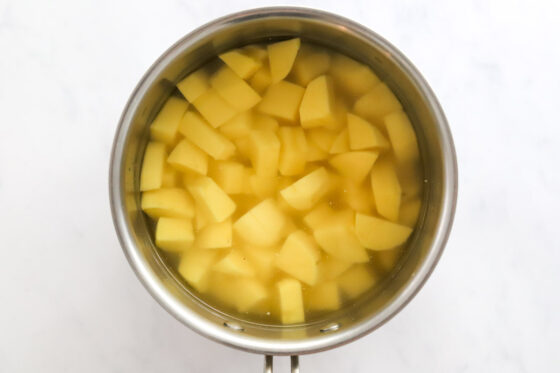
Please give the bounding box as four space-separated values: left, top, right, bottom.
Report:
177 68 209 102
178 249 218 292
338 265 376 298
354 83 402 121
249 66 272 94
307 128 337 153
371 157 401 221
210 66 261 111
193 89 237 128
186 177 236 223
167 139 208 175
268 38 300 83
233 199 287 246
306 139 328 161
313 223 369 263
341 180 375 214
209 160 246 194
317 257 352 281
155 217 194 252
290 45 331 86
161 166 180 187
329 151 379 183
149 96 189 144
329 129 350 154
195 219 232 249
248 173 278 199
258 81 305 122
277 278 304 324
275 231 321 285
219 49 262 79
242 246 277 281
140 142 166 191
307 281 340 311
278 127 307 176
280 167 330 211
219 111 252 140
347 113 389 150
329 53 379 98
208 274 268 312
141 188 194 219
299 75 336 128
248 130 280 177
213 249 254 277
384 111 420 166
355 213 413 250
179 111 235 160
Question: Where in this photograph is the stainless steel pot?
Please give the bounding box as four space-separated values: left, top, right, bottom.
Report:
109 7 457 372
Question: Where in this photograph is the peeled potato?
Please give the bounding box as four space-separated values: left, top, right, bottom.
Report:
355 213 413 251
268 38 300 83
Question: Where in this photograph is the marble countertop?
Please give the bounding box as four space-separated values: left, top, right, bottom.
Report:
1 0 559 371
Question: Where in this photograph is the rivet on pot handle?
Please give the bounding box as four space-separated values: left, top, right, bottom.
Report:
264 355 300 372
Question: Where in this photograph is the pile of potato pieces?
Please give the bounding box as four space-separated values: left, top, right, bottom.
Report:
139 38 423 324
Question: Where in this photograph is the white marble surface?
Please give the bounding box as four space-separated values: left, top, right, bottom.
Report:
1 0 559 371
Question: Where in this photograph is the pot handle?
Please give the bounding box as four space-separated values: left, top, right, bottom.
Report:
264 355 299 372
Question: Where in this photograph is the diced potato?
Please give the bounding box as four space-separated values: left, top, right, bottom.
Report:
371 157 401 221
206 272 239 309
324 99 348 131
268 38 300 83
248 130 280 177
219 111 253 140
161 166 180 187
355 213 413 250
187 177 236 222
347 113 389 150
290 45 331 86
303 202 335 230
338 265 376 298
248 173 278 199
329 53 379 98
329 129 350 154
277 278 304 324
155 217 194 252
280 167 330 210
243 45 268 63
233 199 287 246
253 114 279 132
275 231 321 285
307 128 337 153
167 139 208 175
235 278 269 311
299 75 336 128
313 223 369 263
242 246 277 281
177 68 210 102
209 160 246 194
193 200 212 231
178 249 218 292
341 180 375 214
399 198 422 227
179 111 235 160
193 89 237 128
140 142 166 191
317 257 352 281
384 111 420 166
278 127 307 176
329 151 379 183
195 219 232 249
219 49 262 79
213 249 254 277
249 66 272 94
354 83 402 121
149 97 189 145
258 81 305 122
307 281 340 311
210 66 261 111
141 188 194 219
306 139 328 161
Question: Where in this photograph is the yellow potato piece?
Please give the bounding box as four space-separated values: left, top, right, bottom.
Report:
275 231 321 286
307 128 337 153
178 249 219 292
213 249 255 277
355 213 413 251
371 157 401 221
193 199 212 232
277 278 304 324
210 66 261 111
290 45 331 86
161 166 180 187
167 139 208 175
208 273 269 312
233 198 287 246
313 223 369 263
303 202 335 230
384 111 420 166
179 111 236 160
354 83 402 121
155 217 194 252
306 139 328 161
149 96 189 144
219 111 252 140
209 160 246 194
140 142 166 191
278 127 307 176
141 188 194 219
193 89 237 128
307 281 340 311
249 65 272 94
268 38 300 83
248 130 280 177
177 68 210 102
258 81 305 122
347 113 389 150
329 151 379 183
248 173 279 199
338 265 376 298
242 246 277 281
195 219 232 249
243 45 268 63
299 75 336 128
399 198 422 227
219 49 262 79
253 114 279 132
329 53 380 98
317 257 352 281
187 176 236 223
280 167 330 211
341 179 375 214
329 128 350 154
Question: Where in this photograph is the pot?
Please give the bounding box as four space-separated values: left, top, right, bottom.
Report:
109 7 457 372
